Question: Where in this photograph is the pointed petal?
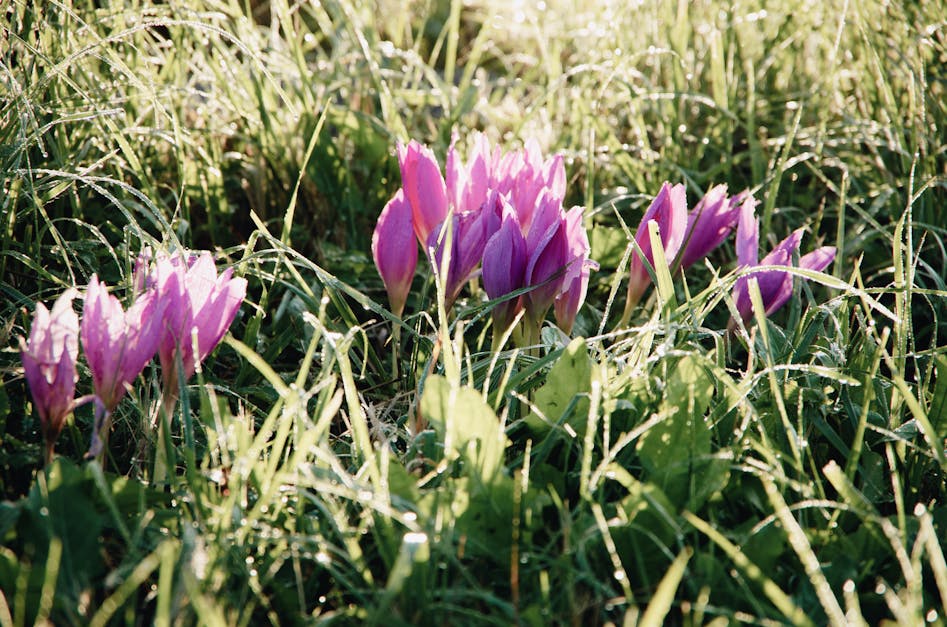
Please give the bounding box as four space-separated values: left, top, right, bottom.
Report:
399 140 448 244
372 189 418 317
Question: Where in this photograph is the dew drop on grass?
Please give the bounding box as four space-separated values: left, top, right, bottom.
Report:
316 551 331 565
875 582 886 595
843 580 856 593
404 532 427 545
927 609 938 622
914 503 926 516
318 595 326 604
613 570 625 582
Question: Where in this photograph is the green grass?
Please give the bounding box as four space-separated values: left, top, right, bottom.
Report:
2 0 946 624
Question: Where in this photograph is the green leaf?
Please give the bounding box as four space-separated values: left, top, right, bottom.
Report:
929 355 947 438
420 375 507 480
526 338 593 434
636 355 725 508
637 355 714 473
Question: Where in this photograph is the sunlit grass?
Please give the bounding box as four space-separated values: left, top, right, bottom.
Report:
1 0 946 624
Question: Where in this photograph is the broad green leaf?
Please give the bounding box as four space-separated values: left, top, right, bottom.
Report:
420 375 507 480
526 338 593 433
637 355 714 474
637 355 723 508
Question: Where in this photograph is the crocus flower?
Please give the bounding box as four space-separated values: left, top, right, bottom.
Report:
20 289 80 463
678 185 747 270
372 190 418 317
398 140 448 246
732 202 836 324
493 139 566 233
446 131 492 216
482 206 528 332
523 194 570 323
426 204 493 308
554 207 596 334
82 275 168 457
625 182 689 310
153 252 247 395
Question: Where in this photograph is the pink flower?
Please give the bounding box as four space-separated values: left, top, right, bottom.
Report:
372 190 418 317
426 202 493 308
732 202 836 324
523 193 571 323
20 289 80 462
554 207 596 334
82 275 168 457
82 276 166 412
679 185 748 270
151 252 247 392
482 204 528 332
626 182 688 308
446 131 492 216
398 140 449 246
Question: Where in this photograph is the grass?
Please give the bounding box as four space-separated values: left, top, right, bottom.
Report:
1 0 946 624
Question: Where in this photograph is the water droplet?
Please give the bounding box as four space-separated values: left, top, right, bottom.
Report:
316 551 331 565
404 532 427 545
843 580 855 593
927 609 938 622
875 582 886 595
613 570 625 581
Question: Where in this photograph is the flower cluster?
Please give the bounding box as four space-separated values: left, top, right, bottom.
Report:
20 250 246 463
622 182 836 325
373 134 595 339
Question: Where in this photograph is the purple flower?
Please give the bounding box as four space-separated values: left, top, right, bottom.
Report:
398 140 449 246
554 207 596 334
82 276 166 412
152 252 247 392
678 185 748 270
372 189 418 317
626 182 688 308
732 202 836 323
446 132 492 216
523 193 570 323
493 138 566 233
426 204 493 308
482 205 528 332
20 289 80 462
82 275 168 457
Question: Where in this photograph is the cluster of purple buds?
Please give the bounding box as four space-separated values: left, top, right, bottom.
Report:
373 133 595 335
20 250 246 462
624 182 836 325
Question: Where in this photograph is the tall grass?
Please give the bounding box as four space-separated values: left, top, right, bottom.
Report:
1 0 945 624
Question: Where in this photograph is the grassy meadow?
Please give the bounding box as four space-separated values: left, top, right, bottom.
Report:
2 0 946 624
